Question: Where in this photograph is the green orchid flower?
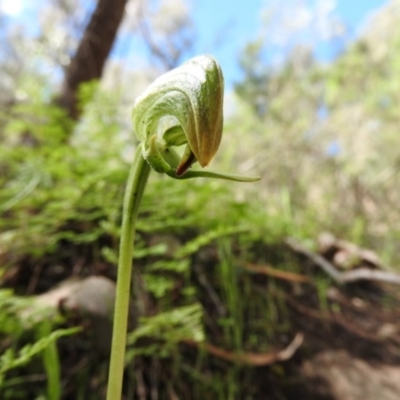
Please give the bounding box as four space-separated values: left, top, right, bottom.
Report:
132 54 258 182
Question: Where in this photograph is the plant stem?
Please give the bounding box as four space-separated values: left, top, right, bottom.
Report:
106 145 150 400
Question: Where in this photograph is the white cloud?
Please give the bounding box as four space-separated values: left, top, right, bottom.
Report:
0 0 23 16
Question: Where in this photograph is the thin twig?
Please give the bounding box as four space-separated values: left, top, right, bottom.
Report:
26 263 43 295
332 313 384 342
243 262 310 283
150 359 159 400
135 369 147 400
183 332 304 366
193 263 227 316
285 294 330 320
285 294 384 342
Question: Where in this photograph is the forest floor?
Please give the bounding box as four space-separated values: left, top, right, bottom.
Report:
3 231 400 400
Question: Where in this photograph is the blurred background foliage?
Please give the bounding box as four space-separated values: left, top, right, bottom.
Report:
1 0 400 399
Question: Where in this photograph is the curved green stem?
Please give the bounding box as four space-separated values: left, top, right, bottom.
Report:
106 144 151 400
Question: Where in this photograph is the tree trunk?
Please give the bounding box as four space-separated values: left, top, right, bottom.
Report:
56 0 128 120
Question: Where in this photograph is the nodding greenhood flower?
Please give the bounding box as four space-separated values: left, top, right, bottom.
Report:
132 55 259 182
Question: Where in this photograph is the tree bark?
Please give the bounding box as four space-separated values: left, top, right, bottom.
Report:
56 0 128 120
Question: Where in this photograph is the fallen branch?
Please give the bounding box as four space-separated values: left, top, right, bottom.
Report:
285 238 343 283
318 232 386 270
338 268 400 285
285 238 400 286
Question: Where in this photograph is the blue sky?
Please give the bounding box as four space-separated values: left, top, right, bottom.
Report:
192 0 389 87
336 0 387 27
0 0 389 88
